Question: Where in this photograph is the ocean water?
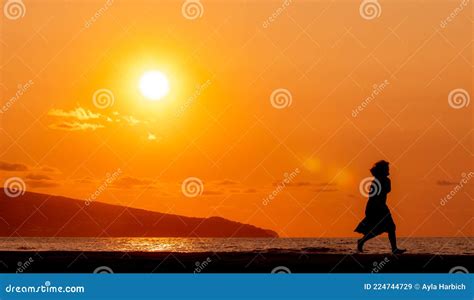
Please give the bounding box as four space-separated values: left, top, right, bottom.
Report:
0 237 472 255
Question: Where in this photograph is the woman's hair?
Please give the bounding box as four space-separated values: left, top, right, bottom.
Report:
370 160 389 177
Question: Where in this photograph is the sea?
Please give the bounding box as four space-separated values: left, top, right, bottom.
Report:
0 237 472 255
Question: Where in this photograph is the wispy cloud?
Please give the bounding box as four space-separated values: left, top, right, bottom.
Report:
242 188 258 194
122 116 141 126
0 161 29 171
39 166 60 173
112 176 157 189
272 180 337 189
25 174 54 180
436 179 457 186
0 161 62 176
49 122 105 131
147 133 156 141
48 107 101 120
25 171 61 188
26 179 60 188
214 179 240 186
48 106 105 131
205 179 262 195
48 106 151 135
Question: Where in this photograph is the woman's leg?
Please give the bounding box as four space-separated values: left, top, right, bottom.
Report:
388 229 397 250
389 230 406 254
358 232 376 251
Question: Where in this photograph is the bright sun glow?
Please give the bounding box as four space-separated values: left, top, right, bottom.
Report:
139 71 170 101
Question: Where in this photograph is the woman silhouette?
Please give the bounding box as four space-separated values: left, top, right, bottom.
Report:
355 160 406 254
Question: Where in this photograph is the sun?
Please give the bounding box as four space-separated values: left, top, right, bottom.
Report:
139 71 170 101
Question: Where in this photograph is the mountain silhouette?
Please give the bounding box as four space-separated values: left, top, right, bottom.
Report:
0 190 278 238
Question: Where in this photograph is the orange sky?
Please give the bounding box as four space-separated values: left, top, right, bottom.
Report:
0 0 472 237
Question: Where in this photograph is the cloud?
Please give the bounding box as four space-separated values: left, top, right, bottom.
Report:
49 122 105 131
272 181 337 188
48 107 101 120
214 179 240 186
147 133 160 141
47 106 150 134
0 161 29 171
23 170 61 188
113 176 156 189
0 161 63 190
48 106 106 132
122 116 141 126
26 179 60 188
25 174 53 180
207 179 240 194
203 179 261 195
0 161 62 178
39 166 60 173
436 180 457 186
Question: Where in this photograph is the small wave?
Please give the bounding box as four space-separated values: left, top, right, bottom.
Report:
16 246 35 250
